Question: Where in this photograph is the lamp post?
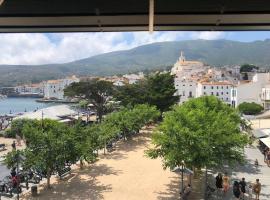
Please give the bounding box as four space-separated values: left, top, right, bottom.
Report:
181 160 185 193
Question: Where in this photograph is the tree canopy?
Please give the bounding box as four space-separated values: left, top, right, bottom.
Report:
146 96 249 170
238 102 264 115
64 79 114 122
114 72 178 112
240 64 259 73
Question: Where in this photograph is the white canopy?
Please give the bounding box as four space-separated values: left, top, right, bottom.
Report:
260 137 270 148
253 129 270 138
16 105 76 121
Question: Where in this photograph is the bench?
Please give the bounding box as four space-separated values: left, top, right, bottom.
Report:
58 166 71 179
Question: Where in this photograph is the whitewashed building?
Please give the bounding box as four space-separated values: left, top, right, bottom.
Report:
15 83 44 96
123 72 144 84
231 73 270 108
174 78 197 103
198 81 233 105
43 76 79 100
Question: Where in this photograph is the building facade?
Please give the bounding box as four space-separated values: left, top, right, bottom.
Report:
43 76 79 100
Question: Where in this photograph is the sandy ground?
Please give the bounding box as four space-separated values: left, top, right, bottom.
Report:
0 137 26 158
20 128 184 200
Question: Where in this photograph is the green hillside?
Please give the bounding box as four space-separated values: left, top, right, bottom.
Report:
1 39 270 87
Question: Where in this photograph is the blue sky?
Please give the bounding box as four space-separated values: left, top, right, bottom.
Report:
0 31 270 65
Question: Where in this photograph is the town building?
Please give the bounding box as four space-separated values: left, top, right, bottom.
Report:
231 73 270 108
43 76 79 100
15 83 44 96
197 81 233 105
122 72 144 84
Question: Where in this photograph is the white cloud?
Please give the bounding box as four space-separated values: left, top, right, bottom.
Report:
0 31 224 65
191 31 226 40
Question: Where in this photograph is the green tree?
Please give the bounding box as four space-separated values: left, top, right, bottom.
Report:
64 79 114 122
4 119 37 138
240 64 259 73
105 104 160 140
238 102 264 115
21 119 77 188
114 72 178 112
71 122 100 168
146 96 248 183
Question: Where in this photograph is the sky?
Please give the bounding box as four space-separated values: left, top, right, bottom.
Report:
0 31 270 65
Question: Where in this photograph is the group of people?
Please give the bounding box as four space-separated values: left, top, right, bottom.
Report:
263 147 270 167
216 173 261 200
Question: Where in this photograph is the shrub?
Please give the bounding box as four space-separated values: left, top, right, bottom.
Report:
238 102 263 115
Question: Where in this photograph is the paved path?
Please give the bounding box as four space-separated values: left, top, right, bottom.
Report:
0 163 9 180
205 144 270 200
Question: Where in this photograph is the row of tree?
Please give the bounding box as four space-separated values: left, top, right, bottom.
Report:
64 72 178 122
5 104 159 188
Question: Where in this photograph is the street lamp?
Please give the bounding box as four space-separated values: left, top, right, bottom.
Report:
181 160 185 193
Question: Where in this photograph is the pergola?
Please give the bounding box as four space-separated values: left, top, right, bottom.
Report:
0 0 270 32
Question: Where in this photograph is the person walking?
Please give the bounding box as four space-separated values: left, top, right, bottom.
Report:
239 177 247 199
233 181 241 199
181 184 191 200
253 179 261 200
263 147 268 162
222 172 230 194
11 140 16 151
267 151 270 167
215 173 223 189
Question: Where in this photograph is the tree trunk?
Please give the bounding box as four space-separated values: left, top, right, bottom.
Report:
80 158 84 169
204 167 208 199
46 169 51 189
104 142 106 155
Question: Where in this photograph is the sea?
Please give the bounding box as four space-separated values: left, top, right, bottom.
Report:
0 97 54 115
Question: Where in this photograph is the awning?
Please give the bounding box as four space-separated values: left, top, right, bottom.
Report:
253 129 270 138
172 166 194 175
260 137 270 148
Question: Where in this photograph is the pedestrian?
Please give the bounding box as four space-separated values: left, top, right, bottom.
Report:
10 167 16 177
11 140 16 150
222 172 230 194
263 147 268 162
181 184 192 200
255 159 259 168
239 177 246 193
247 185 253 200
215 173 223 189
233 181 241 199
239 177 247 199
267 151 270 167
253 179 261 200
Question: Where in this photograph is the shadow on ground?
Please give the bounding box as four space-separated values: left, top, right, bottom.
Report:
24 164 122 200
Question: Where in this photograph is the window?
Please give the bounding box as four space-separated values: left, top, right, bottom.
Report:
221 86 223 89
204 86 206 89
190 85 192 86
216 86 219 89
226 86 229 89
189 91 192 97
232 89 236 97
183 84 185 87
226 92 229 94
182 91 185 96
211 86 213 89
211 92 214 95
216 92 219 96
221 92 223 95
53 90 56 93
203 92 206 95
226 97 229 101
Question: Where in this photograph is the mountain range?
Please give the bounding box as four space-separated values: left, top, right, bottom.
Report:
1 39 270 87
